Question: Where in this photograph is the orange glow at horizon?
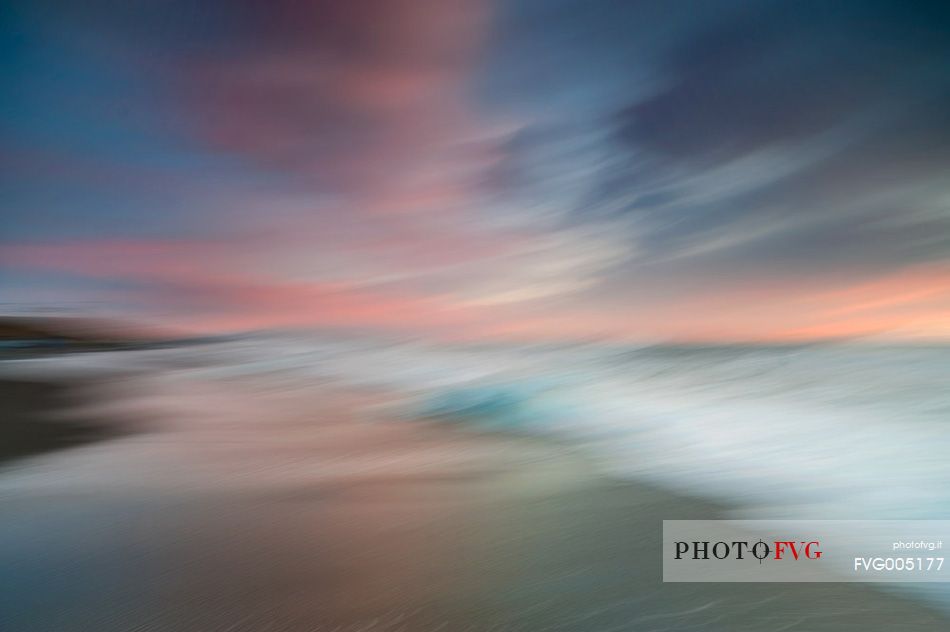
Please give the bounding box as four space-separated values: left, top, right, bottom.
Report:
4 239 949 343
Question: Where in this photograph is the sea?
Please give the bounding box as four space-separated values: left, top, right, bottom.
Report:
3 333 950 617
182 334 950 521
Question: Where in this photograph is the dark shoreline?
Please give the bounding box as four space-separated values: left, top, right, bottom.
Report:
0 378 117 466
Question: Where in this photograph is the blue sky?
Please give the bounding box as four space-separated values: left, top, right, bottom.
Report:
3 1 950 340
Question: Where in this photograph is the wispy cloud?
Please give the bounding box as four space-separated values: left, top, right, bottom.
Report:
4 0 950 340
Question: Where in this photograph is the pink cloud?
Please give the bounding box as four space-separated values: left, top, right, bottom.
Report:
0 237 490 335
184 0 489 196
5 238 949 341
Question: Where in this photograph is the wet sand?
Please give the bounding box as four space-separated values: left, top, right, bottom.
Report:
0 379 118 465
1 374 947 631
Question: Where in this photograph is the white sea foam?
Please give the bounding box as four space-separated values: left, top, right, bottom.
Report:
5 336 949 607
6 336 948 521
104 336 949 517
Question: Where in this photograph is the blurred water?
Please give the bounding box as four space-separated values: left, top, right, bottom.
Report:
3 336 950 620
9 336 949 520
216 336 950 518
41 335 947 518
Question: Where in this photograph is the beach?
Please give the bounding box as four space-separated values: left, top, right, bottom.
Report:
2 351 948 631
0 378 118 464
8 0 950 628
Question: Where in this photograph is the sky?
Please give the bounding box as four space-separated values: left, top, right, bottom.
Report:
2 0 950 342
